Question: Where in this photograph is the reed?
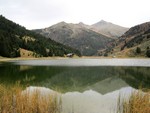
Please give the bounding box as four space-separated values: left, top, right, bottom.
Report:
117 90 150 113
0 83 61 113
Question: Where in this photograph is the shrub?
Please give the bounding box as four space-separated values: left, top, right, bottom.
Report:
104 53 108 57
136 47 141 54
146 49 150 57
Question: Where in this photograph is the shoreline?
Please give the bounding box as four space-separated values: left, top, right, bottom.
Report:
0 56 149 62
1 57 150 67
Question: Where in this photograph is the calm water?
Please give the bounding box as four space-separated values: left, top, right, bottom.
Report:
0 59 150 113
0 59 150 92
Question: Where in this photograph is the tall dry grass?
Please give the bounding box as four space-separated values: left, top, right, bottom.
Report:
0 83 61 113
117 90 150 113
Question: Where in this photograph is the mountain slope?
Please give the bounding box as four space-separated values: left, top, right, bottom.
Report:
34 22 113 56
104 22 150 57
91 20 128 38
121 22 150 38
0 15 81 57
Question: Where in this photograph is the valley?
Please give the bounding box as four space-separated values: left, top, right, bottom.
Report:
0 1 150 113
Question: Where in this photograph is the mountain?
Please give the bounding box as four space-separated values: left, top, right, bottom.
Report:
33 22 113 56
0 15 81 58
91 20 128 39
121 22 150 38
103 21 150 57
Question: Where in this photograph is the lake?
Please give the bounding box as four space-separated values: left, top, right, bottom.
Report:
0 58 150 113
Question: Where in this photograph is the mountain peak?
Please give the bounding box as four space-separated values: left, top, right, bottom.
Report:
77 22 91 29
92 20 110 27
57 21 67 25
91 20 129 38
33 21 111 56
78 22 85 25
100 20 108 23
0 16 81 57
48 21 68 29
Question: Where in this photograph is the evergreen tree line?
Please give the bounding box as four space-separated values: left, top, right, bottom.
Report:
0 15 81 57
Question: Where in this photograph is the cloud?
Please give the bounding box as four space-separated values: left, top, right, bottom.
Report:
0 0 150 29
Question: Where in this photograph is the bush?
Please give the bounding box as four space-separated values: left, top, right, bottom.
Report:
146 50 150 57
104 53 108 57
136 47 141 54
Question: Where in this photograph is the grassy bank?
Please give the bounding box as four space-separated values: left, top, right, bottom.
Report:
117 90 150 113
0 56 82 62
0 83 61 113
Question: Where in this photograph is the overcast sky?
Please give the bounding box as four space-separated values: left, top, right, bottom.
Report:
0 0 150 29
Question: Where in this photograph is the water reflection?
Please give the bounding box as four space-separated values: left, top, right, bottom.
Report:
23 86 137 113
0 59 149 113
0 61 150 93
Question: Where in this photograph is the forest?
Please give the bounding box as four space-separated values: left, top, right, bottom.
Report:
0 15 81 57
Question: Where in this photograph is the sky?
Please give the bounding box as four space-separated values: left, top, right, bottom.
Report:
0 0 150 29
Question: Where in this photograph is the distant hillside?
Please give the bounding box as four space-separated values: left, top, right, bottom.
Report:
0 15 81 58
91 20 128 39
121 22 150 38
102 22 150 57
34 22 113 56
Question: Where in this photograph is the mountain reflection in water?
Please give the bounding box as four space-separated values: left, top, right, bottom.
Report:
0 59 150 93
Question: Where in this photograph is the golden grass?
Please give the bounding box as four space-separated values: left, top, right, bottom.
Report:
0 83 61 113
20 48 35 58
117 90 150 113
